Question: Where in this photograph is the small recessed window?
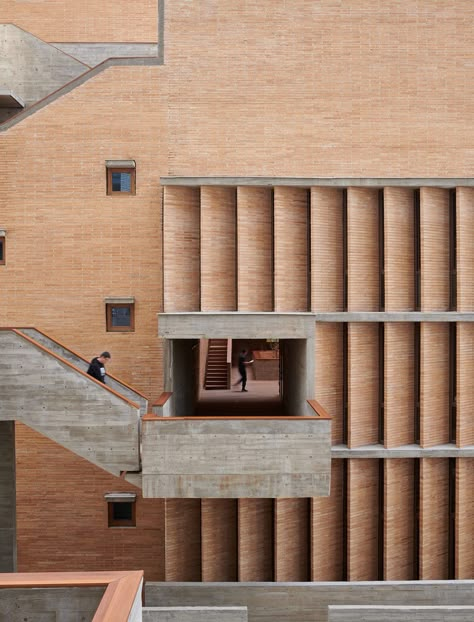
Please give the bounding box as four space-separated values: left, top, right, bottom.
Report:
0 236 4 265
106 303 135 332
106 160 136 195
105 492 137 528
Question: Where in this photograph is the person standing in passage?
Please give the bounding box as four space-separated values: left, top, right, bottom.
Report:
87 351 111 384
234 349 254 392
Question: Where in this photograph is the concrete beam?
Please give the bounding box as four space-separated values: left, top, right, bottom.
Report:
142 416 331 498
143 607 248 621
160 177 474 188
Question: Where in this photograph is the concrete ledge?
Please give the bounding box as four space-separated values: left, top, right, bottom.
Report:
160 177 474 188
143 606 247 621
328 605 474 621
332 443 474 458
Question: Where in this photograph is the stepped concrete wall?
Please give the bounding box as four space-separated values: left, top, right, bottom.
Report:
0 330 140 476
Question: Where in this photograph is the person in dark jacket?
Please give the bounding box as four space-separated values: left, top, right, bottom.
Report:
87 351 111 384
233 349 254 392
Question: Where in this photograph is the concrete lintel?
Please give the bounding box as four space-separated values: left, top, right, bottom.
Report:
332 443 474 458
160 177 474 188
315 312 474 322
158 312 315 339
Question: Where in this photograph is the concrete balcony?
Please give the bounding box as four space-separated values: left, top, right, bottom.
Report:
141 400 331 498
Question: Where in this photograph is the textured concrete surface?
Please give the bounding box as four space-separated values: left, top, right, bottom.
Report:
328 605 474 622
0 587 104 622
19 328 148 415
0 330 140 476
143 607 247 621
0 24 87 116
52 42 159 66
142 417 330 497
0 422 16 572
146 582 474 622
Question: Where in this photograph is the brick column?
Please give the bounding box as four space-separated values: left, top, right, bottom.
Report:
456 188 474 311
0 421 16 572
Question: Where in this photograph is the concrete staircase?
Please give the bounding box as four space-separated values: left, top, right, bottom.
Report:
0 329 141 477
204 339 229 390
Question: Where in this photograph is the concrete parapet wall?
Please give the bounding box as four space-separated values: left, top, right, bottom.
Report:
143 606 247 621
145 582 474 622
0 586 104 621
142 417 330 498
0 330 140 476
328 605 474 621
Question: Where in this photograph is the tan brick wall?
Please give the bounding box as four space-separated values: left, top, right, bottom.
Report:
457 323 474 447
237 187 273 311
315 323 344 444
384 459 415 580
201 499 238 582
420 188 450 311
237 499 273 581
347 188 380 311
274 187 309 311
0 66 165 398
384 323 415 448
165 499 202 581
15 423 166 580
163 186 200 312
384 188 415 311
456 458 474 579
310 187 344 312
4 0 158 42
347 459 379 581
274 498 309 581
200 187 237 311
420 323 450 448
348 323 380 448
456 188 474 311
165 1 474 178
311 460 344 581
419 458 449 580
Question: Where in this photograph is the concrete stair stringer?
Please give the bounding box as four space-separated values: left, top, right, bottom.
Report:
0 329 140 478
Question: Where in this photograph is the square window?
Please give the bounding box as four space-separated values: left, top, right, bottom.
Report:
106 303 135 332
107 167 136 195
0 237 4 265
108 501 136 527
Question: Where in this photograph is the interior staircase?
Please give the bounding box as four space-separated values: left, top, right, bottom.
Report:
204 339 229 390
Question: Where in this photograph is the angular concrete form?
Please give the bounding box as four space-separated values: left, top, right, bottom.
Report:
0 329 140 476
142 415 331 498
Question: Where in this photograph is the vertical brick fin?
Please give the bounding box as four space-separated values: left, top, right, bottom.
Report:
457 323 474 447
163 187 200 312
310 187 344 311
419 458 449 579
420 323 449 448
311 460 344 580
273 187 309 311
348 323 379 448
237 187 273 311
200 187 237 311
384 459 415 580
384 187 415 311
456 458 474 578
237 499 273 581
315 323 344 444
420 187 450 311
347 459 380 580
347 188 380 311
201 499 238 581
274 498 310 581
384 323 415 448
456 188 474 311
165 499 202 581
